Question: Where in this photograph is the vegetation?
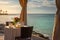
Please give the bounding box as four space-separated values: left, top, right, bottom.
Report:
0 9 8 15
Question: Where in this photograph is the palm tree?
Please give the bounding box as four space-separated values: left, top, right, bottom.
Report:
5 10 7 13
5 10 7 14
0 10 2 14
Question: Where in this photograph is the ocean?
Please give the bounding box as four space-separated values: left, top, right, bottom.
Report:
27 14 55 38
0 14 55 38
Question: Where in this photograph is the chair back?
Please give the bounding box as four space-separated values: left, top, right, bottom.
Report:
21 26 33 38
6 22 14 26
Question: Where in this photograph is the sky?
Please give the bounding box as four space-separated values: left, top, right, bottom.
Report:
0 0 56 14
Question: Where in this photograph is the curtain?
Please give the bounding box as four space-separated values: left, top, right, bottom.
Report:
19 0 27 25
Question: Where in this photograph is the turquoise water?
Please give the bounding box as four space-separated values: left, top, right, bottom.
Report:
27 14 55 37
0 14 55 38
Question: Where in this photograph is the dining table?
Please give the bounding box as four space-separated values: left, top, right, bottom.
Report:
4 26 21 40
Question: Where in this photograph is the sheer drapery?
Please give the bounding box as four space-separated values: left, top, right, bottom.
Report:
19 0 27 25
52 0 60 40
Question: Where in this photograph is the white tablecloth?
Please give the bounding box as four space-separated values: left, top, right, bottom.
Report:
4 28 21 40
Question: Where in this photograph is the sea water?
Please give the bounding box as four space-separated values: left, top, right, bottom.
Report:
27 14 55 38
0 14 55 38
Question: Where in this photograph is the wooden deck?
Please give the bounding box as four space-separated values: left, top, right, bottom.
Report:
0 35 49 40
0 35 4 40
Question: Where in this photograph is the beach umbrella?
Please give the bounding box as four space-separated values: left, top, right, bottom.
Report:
19 0 27 25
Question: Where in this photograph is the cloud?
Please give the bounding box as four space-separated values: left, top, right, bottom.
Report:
28 0 43 8
0 0 21 14
27 6 56 14
0 1 9 4
42 0 56 7
0 0 56 14
27 0 56 14
28 0 56 7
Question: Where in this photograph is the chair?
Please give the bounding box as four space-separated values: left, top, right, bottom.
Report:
15 26 33 40
6 21 14 26
0 24 5 33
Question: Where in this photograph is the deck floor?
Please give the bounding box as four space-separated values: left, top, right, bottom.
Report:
0 33 49 40
0 35 4 40
0 35 48 40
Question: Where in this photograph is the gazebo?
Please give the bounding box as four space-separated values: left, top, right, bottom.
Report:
19 0 60 40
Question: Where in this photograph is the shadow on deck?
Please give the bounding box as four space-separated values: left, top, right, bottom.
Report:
0 35 49 40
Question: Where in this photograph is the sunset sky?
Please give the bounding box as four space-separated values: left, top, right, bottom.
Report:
0 0 56 14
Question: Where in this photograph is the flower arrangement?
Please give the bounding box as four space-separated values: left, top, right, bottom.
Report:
13 17 20 24
6 17 21 28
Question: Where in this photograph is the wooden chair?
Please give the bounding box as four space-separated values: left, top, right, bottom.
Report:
15 26 33 40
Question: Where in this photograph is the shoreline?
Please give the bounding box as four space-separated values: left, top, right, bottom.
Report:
0 14 8 15
32 31 50 40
